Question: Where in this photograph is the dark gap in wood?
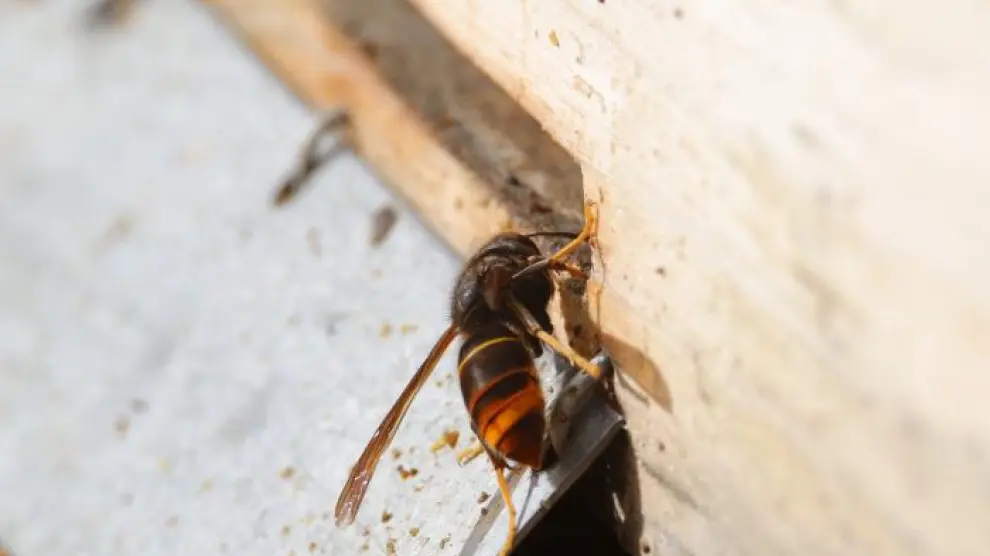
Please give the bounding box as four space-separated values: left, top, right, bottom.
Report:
515 428 643 556
317 0 584 235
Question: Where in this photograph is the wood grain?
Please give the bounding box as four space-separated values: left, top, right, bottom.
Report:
207 0 990 555
400 1 990 555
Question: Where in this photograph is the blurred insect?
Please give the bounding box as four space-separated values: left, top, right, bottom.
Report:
272 111 351 206
369 204 398 247
85 0 139 28
334 200 604 555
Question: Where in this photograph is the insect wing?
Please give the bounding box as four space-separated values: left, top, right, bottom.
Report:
333 324 458 525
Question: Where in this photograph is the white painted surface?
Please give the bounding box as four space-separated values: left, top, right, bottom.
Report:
0 3 621 555
1 2 454 554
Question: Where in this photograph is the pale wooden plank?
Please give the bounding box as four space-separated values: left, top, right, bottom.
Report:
404 1 990 555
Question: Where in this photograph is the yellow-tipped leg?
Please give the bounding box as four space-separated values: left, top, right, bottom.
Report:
550 260 588 281
507 298 603 382
512 200 599 281
543 200 598 265
456 441 485 466
533 329 602 381
491 457 518 556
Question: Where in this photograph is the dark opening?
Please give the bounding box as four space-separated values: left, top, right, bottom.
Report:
515 430 641 556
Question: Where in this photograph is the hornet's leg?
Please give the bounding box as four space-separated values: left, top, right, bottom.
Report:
507 298 603 382
512 200 598 281
549 260 588 281
456 440 485 466
488 451 518 556
457 439 527 474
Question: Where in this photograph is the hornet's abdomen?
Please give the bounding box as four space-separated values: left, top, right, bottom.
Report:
457 323 546 469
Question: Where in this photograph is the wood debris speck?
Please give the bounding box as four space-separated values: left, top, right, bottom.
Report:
430 430 460 452
370 205 398 247
114 416 130 437
306 228 321 257
86 0 138 28
397 465 419 480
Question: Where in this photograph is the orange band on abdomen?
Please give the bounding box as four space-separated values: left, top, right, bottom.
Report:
465 365 535 417
477 383 543 452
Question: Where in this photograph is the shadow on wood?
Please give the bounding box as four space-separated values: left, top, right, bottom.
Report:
317 0 584 233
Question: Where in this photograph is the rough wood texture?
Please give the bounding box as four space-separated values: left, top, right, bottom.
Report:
401 1 990 556
207 0 990 555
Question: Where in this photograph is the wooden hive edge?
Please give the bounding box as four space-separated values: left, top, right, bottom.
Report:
403 1 990 555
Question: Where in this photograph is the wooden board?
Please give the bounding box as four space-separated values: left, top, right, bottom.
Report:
398 1 990 555
206 0 990 555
